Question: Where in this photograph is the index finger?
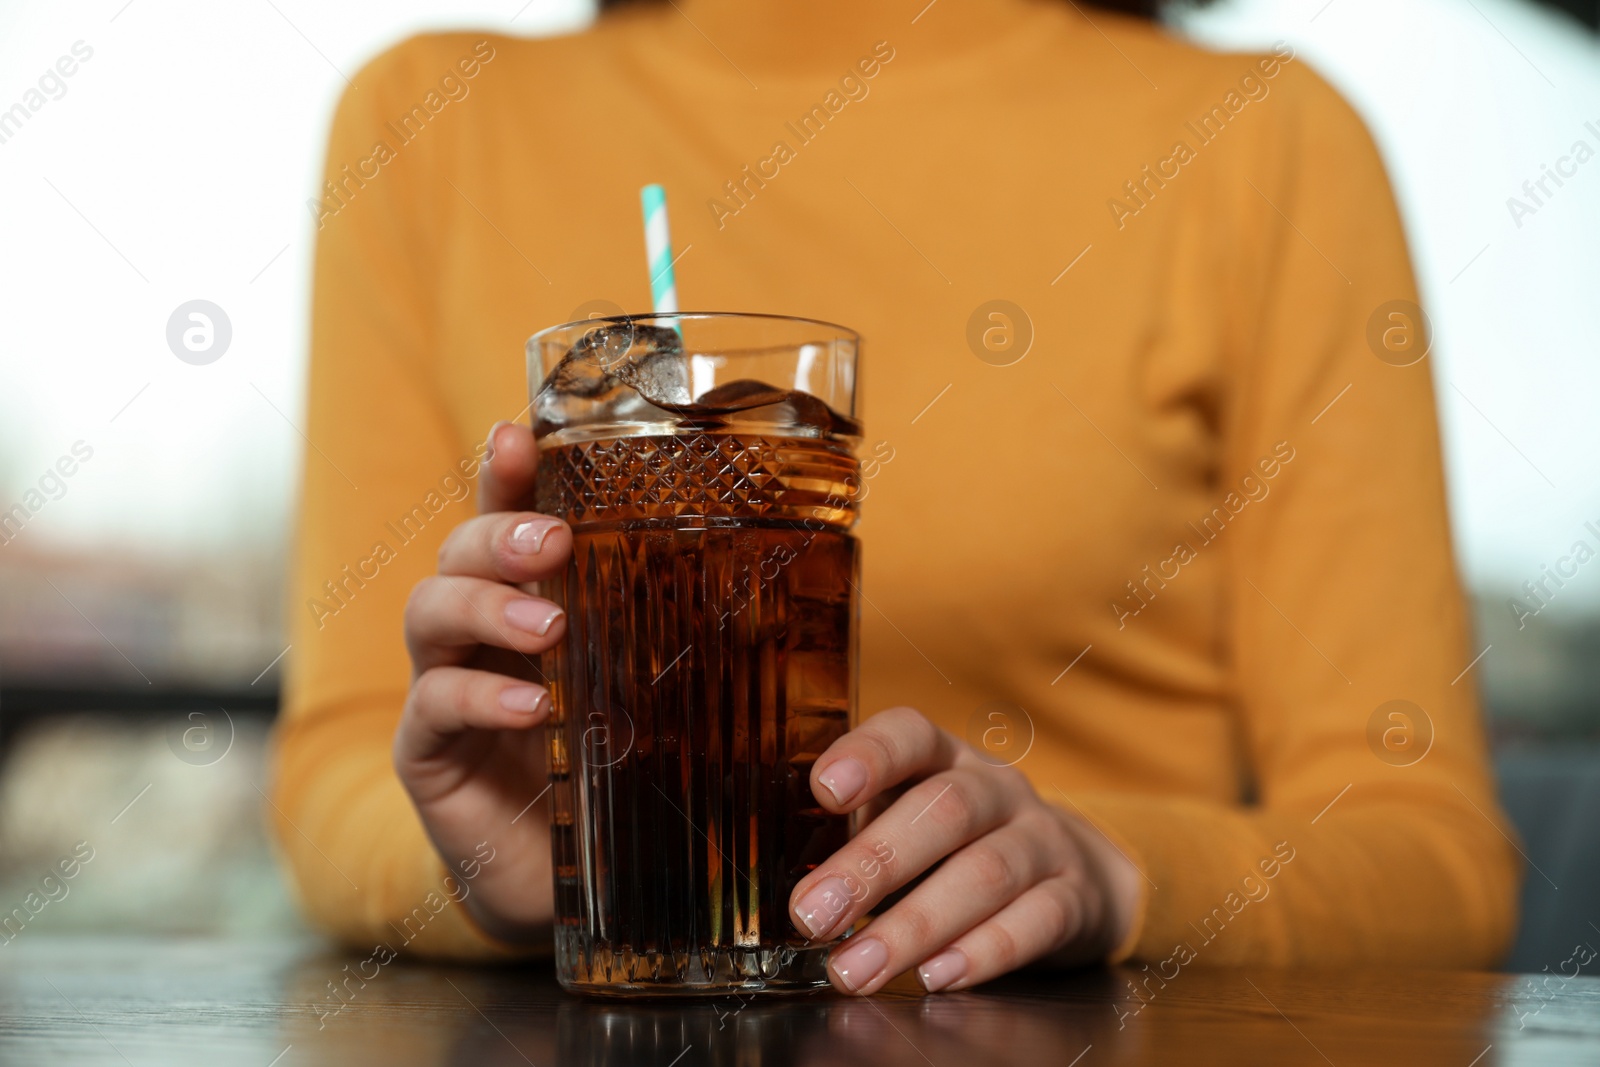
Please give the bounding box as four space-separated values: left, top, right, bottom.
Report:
437 510 571 583
479 420 540 514
810 706 963 813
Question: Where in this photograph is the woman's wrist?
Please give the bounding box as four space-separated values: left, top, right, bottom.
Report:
1053 806 1145 963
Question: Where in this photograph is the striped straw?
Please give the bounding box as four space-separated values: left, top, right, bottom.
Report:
640 184 679 317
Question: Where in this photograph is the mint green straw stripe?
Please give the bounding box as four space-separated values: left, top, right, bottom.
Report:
640 183 678 316
641 182 667 218
648 248 675 286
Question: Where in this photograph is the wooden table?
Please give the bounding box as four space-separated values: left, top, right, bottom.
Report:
3 938 1597 1065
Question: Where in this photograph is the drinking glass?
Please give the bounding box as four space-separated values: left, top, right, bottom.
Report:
528 312 862 996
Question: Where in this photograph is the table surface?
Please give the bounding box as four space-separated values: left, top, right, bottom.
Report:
3 938 1598 1066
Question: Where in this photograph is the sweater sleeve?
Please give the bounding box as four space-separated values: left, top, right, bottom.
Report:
1070 60 1521 968
268 38 519 959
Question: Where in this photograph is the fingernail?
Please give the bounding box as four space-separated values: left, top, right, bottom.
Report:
486 421 509 461
917 949 968 993
793 876 853 939
830 937 889 993
509 519 560 554
817 758 868 806
505 599 564 636
499 685 548 714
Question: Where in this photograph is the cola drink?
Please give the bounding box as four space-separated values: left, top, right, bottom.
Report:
529 316 862 995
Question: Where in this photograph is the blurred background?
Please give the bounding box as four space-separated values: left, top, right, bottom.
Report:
1 0 1597 968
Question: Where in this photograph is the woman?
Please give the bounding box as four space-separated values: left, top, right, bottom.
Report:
272 0 1519 996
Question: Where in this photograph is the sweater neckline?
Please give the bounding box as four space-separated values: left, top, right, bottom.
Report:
604 0 1078 93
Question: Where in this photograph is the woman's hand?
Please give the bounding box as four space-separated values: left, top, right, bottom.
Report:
393 420 569 945
789 707 1143 995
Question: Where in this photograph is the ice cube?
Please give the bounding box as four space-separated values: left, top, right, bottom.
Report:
691 379 792 412
690 380 838 435
609 328 693 408
569 319 642 374
533 321 859 439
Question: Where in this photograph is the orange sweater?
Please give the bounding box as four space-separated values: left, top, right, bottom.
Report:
272 0 1520 966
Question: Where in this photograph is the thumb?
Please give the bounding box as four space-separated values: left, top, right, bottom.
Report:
478 421 540 514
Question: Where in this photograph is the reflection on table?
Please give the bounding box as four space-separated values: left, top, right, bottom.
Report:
4 938 1599 1066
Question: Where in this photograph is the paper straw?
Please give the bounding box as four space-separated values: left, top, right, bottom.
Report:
640 184 679 316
